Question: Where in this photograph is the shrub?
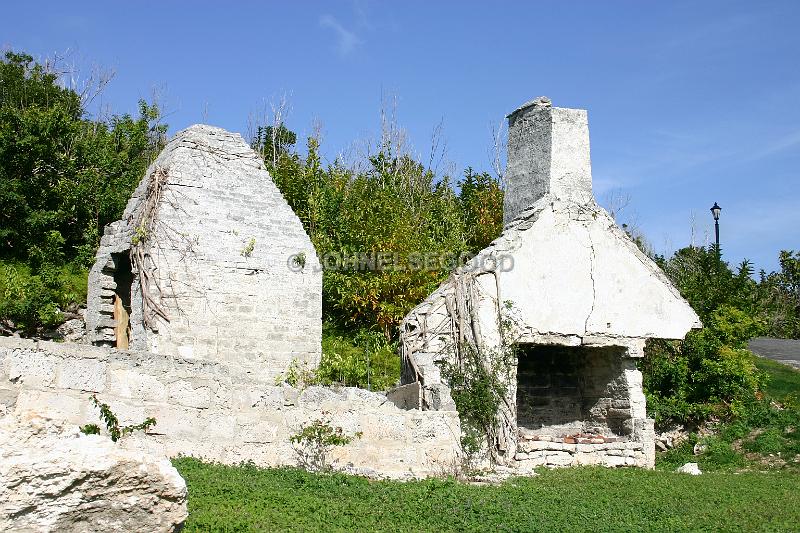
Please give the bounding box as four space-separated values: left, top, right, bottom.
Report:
642 305 766 426
0 260 87 331
290 418 361 472
317 323 400 391
699 436 746 468
744 428 785 455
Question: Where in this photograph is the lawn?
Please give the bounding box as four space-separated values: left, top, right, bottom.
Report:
174 458 800 532
755 356 800 399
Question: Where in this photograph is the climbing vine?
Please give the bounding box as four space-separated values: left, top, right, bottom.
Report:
433 268 520 466
437 340 517 464
80 394 157 442
128 166 170 331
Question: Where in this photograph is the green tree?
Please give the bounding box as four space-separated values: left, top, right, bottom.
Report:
262 128 503 340
655 245 757 324
755 250 800 338
0 50 166 331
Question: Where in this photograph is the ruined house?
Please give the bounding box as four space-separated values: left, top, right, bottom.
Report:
398 97 701 468
85 125 321 379
3 123 457 477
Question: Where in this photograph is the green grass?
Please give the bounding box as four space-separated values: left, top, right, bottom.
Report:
755 357 800 400
174 458 800 532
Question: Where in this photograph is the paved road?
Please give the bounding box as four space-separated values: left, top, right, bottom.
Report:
748 337 800 370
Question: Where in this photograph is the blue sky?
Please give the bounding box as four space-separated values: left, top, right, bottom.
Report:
3 1 798 272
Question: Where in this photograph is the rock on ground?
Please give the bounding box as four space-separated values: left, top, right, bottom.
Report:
0 411 187 532
55 312 86 343
676 462 702 475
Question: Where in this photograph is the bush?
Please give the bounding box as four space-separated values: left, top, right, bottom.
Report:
316 323 400 391
642 305 766 426
289 418 360 472
700 436 746 468
744 428 785 455
0 260 87 331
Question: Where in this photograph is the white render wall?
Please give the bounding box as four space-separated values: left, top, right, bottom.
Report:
86 125 321 380
498 199 702 342
0 337 460 480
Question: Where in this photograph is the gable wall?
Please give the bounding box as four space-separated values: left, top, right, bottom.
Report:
86 126 321 381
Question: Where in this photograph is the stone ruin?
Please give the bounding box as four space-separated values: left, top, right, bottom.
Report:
85 125 322 379
1 97 703 505
397 97 701 468
1 125 460 487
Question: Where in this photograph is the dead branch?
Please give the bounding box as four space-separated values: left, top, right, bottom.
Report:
128 167 171 331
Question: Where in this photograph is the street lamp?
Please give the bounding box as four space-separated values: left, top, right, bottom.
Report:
710 202 722 251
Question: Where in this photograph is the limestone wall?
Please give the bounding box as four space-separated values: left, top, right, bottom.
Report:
86 125 321 381
504 98 593 224
0 338 460 479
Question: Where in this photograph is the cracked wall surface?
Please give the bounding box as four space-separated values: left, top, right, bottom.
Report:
85 125 321 380
0 337 460 479
400 196 701 405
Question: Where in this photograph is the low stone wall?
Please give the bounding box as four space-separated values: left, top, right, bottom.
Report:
0 337 460 479
515 437 651 468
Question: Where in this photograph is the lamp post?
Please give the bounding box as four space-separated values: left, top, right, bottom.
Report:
710 202 722 252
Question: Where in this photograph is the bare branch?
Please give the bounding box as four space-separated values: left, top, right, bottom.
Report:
602 188 632 221
427 116 447 175
247 91 293 166
488 116 508 186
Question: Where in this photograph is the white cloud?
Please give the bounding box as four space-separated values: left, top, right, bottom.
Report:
744 130 800 162
319 14 362 57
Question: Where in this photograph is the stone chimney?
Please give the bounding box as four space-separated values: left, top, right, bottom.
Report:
503 97 593 224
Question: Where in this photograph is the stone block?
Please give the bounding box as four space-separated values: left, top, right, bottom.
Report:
7 350 58 388
236 414 281 444
607 408 631 419
386 382 421 410
56 358 107 392
167 380 214 409
603 455 628 467
14 390 89 424
545 451 574 466
106 367 168 402
573 452 602 466
0 388 18 408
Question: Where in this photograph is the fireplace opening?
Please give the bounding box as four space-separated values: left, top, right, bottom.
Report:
515 344 630 439
111 252 133 349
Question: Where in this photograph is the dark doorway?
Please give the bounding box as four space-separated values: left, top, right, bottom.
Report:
111 252 133 349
